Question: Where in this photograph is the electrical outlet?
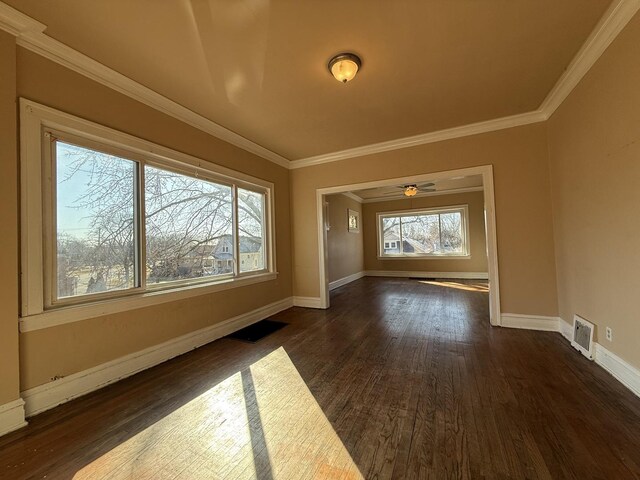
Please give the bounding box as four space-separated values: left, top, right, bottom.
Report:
605 326 613 342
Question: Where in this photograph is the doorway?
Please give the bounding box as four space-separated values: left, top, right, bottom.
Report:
315 165 501 326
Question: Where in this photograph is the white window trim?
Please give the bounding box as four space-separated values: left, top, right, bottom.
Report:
19 99 277 332
377 205 470 260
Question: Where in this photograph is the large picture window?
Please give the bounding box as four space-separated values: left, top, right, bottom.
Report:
47 133 272 306
377 206 470 258
21 100 275 322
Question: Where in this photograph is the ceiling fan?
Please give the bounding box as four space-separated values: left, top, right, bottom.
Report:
395 182 436 197
357 182 436 198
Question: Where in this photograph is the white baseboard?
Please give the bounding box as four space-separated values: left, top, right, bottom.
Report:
364 270 489 280
559 318 573 341
21 297 294 417
329 271 365 291
0 399 27 436
594 343 640 398
292 296 323 309
500 313 562 332
508 316 640 400
558 319 640 396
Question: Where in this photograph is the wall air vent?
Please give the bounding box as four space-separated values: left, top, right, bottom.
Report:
571 314 595 359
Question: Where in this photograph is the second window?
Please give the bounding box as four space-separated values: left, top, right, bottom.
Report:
377 206 470 258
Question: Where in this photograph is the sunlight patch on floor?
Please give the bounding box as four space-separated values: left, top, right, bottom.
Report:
73 347 363 479
419 280 489 292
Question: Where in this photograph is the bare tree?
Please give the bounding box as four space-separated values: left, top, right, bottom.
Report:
56 143 260 294
144 165 233 281
381 213 463 254
58 146 135 293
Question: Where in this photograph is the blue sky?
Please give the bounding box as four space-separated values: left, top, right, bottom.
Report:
56 141 133 238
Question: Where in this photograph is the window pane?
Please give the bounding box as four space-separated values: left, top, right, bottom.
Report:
56 141 137 299
401 214 440 254
382 217 401 254
145 166 233 284
439 212 464 254
238 188 265 272
380 209 467 257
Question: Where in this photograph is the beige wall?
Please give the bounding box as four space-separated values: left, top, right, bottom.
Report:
363 191 488 274
291 123 559 316
0 31 20 405
547 13 640 369
326 194 363 283
15 48 293 390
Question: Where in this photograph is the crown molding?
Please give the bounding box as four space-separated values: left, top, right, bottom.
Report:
540 0 640 116
0 3 290 169
289 110 547 169
0 2 44 36
340 192 363 203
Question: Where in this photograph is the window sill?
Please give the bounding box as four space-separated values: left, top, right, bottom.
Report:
19 272 278 333
377 255 471 260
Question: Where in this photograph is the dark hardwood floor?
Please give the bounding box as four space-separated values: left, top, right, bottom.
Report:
2 277 640 479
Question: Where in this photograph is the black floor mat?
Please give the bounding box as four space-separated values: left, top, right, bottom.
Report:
227 319 288 343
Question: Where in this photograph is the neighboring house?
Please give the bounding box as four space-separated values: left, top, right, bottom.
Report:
383 232 431 254
211 234 263 273
210 236 233 274
180 235 263 275
383 233 401 253
178 242 217 275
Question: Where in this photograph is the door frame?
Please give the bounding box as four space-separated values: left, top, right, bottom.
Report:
315 164 501 326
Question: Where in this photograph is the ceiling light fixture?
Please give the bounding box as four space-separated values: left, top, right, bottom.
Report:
328 53 362 83
404 185 418 197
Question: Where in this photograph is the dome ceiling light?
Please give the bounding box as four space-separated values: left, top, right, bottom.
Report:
328 53 362 83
